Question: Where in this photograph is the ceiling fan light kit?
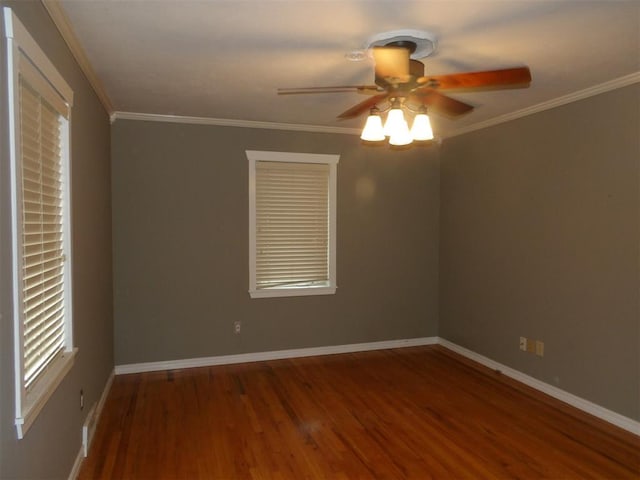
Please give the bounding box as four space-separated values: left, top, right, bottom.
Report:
361 102 434 145
278 29 531 148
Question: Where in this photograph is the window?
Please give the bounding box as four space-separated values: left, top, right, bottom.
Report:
4 7 75 438
247 151 339 298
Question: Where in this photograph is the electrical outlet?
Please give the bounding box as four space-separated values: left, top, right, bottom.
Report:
519 337 527 351
234 321 241 334
536 340 544 357
526 339 536 354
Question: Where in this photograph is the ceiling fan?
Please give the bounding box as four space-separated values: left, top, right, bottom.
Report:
278 33 531 144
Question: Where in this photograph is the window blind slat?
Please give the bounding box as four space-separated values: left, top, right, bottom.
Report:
23 233 61 246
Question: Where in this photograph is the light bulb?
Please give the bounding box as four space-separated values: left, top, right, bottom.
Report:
389 119 413 146
410 113 434 141
360 112 385 141
383 108 405 137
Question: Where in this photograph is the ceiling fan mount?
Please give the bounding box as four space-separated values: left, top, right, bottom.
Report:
365 29 438 60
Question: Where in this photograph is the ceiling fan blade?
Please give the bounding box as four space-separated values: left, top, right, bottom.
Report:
373 46 411 83
410 89 474 117
337 93 390 119
278 85 380 95
419 67 532 90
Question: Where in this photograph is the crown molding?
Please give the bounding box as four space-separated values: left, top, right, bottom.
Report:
448 72 640 139
112 72 638 138
41 0 114 114
110 111 362 135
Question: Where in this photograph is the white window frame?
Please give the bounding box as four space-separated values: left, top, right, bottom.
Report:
3 7 76 439
247 150 339 298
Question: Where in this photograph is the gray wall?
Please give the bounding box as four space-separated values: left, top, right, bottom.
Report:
111 121 440 365
0 2 114 478
439 84 640 421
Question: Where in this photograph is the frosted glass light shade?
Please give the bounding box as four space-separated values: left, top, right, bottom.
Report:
360 113 385 141
389 120 413 146
410 113 434 141
383 108 405 137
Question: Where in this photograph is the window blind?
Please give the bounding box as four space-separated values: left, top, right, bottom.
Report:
255 161 330 289
19 77 66 388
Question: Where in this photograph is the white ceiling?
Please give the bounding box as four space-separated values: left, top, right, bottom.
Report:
56 0 639 138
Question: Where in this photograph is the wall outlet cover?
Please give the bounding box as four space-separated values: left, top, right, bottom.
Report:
519 337 527 351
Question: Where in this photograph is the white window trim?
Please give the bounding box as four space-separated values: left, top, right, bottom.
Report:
247 150 338 299
3 7 76 439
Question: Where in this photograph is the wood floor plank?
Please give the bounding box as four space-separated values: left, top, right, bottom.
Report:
79 346 640 479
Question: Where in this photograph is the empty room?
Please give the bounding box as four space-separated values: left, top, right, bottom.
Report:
0 1 638 478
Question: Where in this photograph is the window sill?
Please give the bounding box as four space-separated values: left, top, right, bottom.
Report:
249 286 336 299
16 347 77 439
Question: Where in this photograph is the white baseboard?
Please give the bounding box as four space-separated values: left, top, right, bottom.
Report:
68 369 115 480
94 370 115 431
114 337 438 375
114 337 639 437
67 445 83 480
437 338 640 436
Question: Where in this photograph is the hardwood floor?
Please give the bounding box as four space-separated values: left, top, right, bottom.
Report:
78 346 640 479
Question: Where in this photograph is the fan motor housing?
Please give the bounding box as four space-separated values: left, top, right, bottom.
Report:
374 56 426 89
